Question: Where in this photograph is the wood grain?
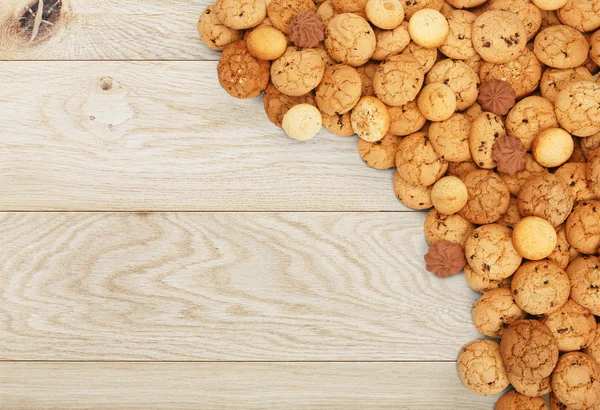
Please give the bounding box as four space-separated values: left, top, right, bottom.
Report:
0 0 219 60
0 212 482 361
0 362 500 409
0 61 407 212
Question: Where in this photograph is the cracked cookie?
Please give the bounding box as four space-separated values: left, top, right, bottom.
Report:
511 261 570 315
555 81 600 137
268 0 317 32
458 339 510 395
465 224 522 279
218 40 270 99
215 0 267 30
534 25 589 69
374 54 425 106
424 209 475 247
495 390 547 410
426 59 480 111
472 288 526 339
505 96 559 150
440 10 478 60
567 255 600 315
315 64 362 116
497 196 523 229
429 113 473 162
566 201 600 254
395 131 448 186
483 0 542 41
393 171 433 209
198 4 244 51
542 299 596 352
556 0 600 33
555 162 597 201
459 169 511 224
470 112 506 169
358 132 402 169
271 47 325 97
388 100 428 137
472 11 528 64
401 41 439 73
540 67 595 104
372 22 411 61
518 173 574 227
324 13 376 67
552 352 600 410
507 372 553 398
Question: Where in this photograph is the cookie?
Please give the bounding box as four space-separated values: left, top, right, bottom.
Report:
417 83 457 122
556 0 600 33
426 59 480 111
591 30 600 67
445 0 487 8
513 216 558 260
532 0 569 10
580 132 600 160
408 9 449 48
555 162 597 201
566 201 600 254
505 96 558 150
395 132 448 186
393 171 433 209
268 0 317 32
215 0 267 30
460 170 511 224
356 61 378 97
463 102 484 122
588 151 600 198
403 0 444 20
331 0 368 14
317 1 336 25
325 13 376 67
473 288 526 339
511 260 570 315
372 23 411 61
315 64 362 116
440 10 477 60
429 113 472 162
542 299 596 352
532 127 575 167
218 40 270 99
483 0 542 41
540 67 595 104
507 372 552 398
470 112 506 169
567 255 600 314
358 132 402 169
570 137 588 162
263 83 317 127
555 81 600 137
495 391 547 410
541 9 562 29
465 264 513 293
518 173 574 227
365 0 404 29
534 25 589 69
557 222 582 262
552 352 600 410
374 54 425 106
584 323 600 365
198 5 244 51
548 230 571 269
246 26 288 60
322 112 355 136
497 196 523 229
271 47 325 97
472 11 528 64
550 393 600 410
351 96 391 142
431 176 468 215
500 154 548 196
465 224 522 279
458 339 510 395
424 209 475 247
388 100 428 136
447 160 479 180
401 41 439 74
282 104 323 141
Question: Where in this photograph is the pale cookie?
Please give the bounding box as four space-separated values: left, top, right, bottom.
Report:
497 196 523 230
552 352 600 410
408 9 449 48
365 0 404 29
556 0 600 33
512 216 558 260
518 173 574 227
495 390 547 410
271 47 325 97
568 255 600 316
500 319 559 380
424 209 475 247
218 40 270 99
580 132 600 160
440 10 477 60
542 299 596 352
372 22 411 61
268 0 317 32
282 104 323 141
473 288 525 339
431 176 468 215
483 0 542 41
403 0 444 20
325 13 376 67
469 112 506 169
445 0 487 8
505 96 558 150
533 0 568 10
317 1 336 25
500 154 548 196
322 112 354 136
585 323 600 365
401 41 439 73
246 26 288 60
508 372 552 398
351 96 391 142
457 339 509 395
534 25 589 69
459 170 511 225
315 64 362 116
555 162 597 201
198 4 244 51
395 132 448 186
532 128 574 167
447 160 479 180
566 201 600 254
215 0 267 30
429 113 472 162
511 260 570 315
472 11 527 64
466 224 522 279
548 230 571 269
374 54 425 106
356 61 379 97
540 67 595 104
263 83 317 127
388 100 428 136
393 171 433 209
555 81 600 137
358 132 402 169
465 264 513 293
426 59 480 111
417 83 457 122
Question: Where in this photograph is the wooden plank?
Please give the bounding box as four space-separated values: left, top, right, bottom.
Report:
0 362 499 409
0 0 219 60
0 61 407 212
0 212 481 361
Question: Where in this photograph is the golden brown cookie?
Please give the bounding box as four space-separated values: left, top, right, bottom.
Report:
401 41 439 73
552 352 600 410
464 264 513 293
500 154 548 196
331 0 368 14
550 393 600 410
215 0 267 30
532 128 575 167
268 0 317 32
372 23 411 61
263 83 317 127
548 231 571 270
417 83 457 122
315 64 362 116
472 11 528 64
470 112 507 169
557 223 582 262
505 96 558 151
591 30 600 67
374 54 425 107
540 67 595 104
483 0 542 41
440 10 477 60
580 132 600 160
198 5 244 51
388 100 428 137
322 112 355 136
512 216 558 260
395 132 448 186
495 391 547 410
447 160 479 180
555 81 600 137
460 170 511 224
584 323 600 365
428 113 472 163
317 1 337 25
534 25 589 69
465 224 522 279
473 288 526 339
508 372 552 398
426 59 480 111
358 132 401 169
325 13 376 67
542 299 596 352
356 61 378 97
566 201 600 254
540 9 562 29
351 96 391 142
533 0 569 11
218 40 270 99
271 47 325 97
445 0 487 8
588 151 600 197
393 171 433 209
403 0 444 20
497 196 523 229
424 209 475 248
567 255 600 315
518 173 574 227
511 260 570 315
458 339 510 395
556 0 600 33
431 176 469 215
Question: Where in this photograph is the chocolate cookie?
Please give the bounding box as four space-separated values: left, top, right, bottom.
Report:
465 224 522 279
460 170 511 224
511 260 570 315
518 173 574 227
470 112 506 169
472 11 528 64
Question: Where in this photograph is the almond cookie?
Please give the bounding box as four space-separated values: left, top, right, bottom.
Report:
325 13 376 67
540 67 595 104
395 132 448 186
470 112 506 169
268 0 317 32
271 47 325 97
534 25 589 69
555 81 600 137
508 372 552 398
458 339 510 395
374 54 425 107
513 216 558 260
417 83 457 122
198 5 244 51
556 162 597 201
401 41 439 74
315 64 362 116
372 23 411 61
495 391 547 410
465 264 513 293
505 96 559 150
263 83 317 127
447 160 479 180
393 171 433 209
466 224 522 279
500 319 559 381
246 26 288 60
351 96 391 142
282 104 323 141
215 0 267 30
568 255 600 316
511 261 570 315
426 59 480 111
585 323 600 364
388 100 428 137
500 154 548 196
460 170 511 224
440 10 477 60
566 201 600 254
403 0 444 20
552 352 600 410
358 132 402 169
408 9 449 48
356 61 378 97
218 41 270 99
429 113 473 162
518 173 574 227
431 176 468 214
472 11 528 64
365 0 404 29
497 196 523 229
473 288 526 339
424 209 475 247
556 0 600 33
483 0 542 41
542 299 596 352
322 112 354 136
532 128 575 167
548 230 571 269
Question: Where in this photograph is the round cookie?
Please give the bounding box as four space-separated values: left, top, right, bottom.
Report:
550 394 600 410
557 223 581 262
534 25 589 69
495 391 547 410
540 67 595 104
500 319 559 380
424 209 475 248
556 0 600 33
246 26 288 60
469 112 507 169
555 81 600 137
428 113 472 163
508 372 553 398
511 261 570 315
570 137 587 162
268 0 317 32
401 41 439 74
463 102 484 122
532 128 574 167
500 154 548 196
447 160 479 180
218 40 270 99
282 104 323 141
315 64 362 116
215 0 267 30
512 216 558 260
325 13 376 67
395 132 448 186
592 30 600 67
542 299 596 352
271 47 325 97
458 339 509 395
483 0 542 41
431 176 468 215
533 0 569 10
445 0 487 8
374 54 425 107
358 132 402 169
556 162 597 201
317 1 337 25
465 264 513 293
408 9 449 48
465 224 522 279
505 96 558 150
566 201 600 254
388 100 428 137
426 59 480 111
518 173 574 227
322 112 355 136
402 0 444 20
351 96 390 142
440 10 477 60
198 4 244 51
417 83 457 122
548 230 571 270
473 288 526 338
313 45 337 69
585 323 600 365
472 11 527 64
356 61 378 97
580 132 600 160
587 151 600 197
540 9 562 29
331 0 368 14
497 196 523 230
393 171 433 209
460 170 511 225
567 255 600 315
263 83 317 127
365 0 404 29
552 352 600 410
372 23 411 61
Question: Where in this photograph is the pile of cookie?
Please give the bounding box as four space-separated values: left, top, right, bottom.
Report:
199 0 600 407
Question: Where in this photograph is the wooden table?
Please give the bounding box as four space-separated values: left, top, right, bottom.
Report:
0 0 499 408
